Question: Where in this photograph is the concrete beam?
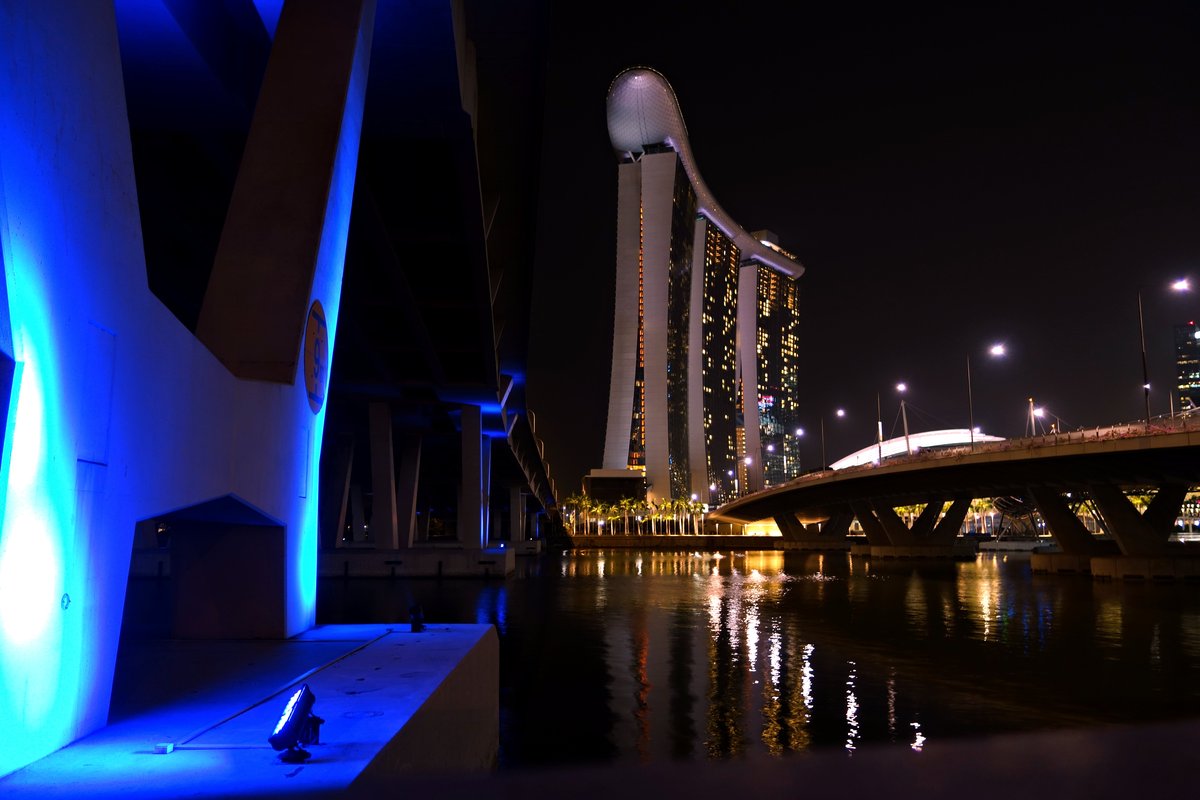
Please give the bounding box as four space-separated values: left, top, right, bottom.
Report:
910 500 942 538
368 402 399 548
320 433 354 549
1028 486 1106 555
870 502 919 546
851 502 892 546
1144 483 1188 535
773 511 804 541
1088 483 1171 557
929 497 971 545
395 435 421 549
197 0 376 381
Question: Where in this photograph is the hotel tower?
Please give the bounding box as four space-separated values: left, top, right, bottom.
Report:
592 68 804 505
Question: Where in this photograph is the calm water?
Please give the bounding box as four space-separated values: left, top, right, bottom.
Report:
317 550 1200 767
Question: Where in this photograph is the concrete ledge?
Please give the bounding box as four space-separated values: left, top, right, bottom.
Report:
1091 555 1200 582
867 543 976 560
0 624 498 798
1031 553 1093 574
319 547 515 578
511 539 544 556
566 535 790 550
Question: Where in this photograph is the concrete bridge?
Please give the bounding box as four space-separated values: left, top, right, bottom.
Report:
711 420 1200 580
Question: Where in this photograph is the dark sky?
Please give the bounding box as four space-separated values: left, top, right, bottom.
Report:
526 0 1200 496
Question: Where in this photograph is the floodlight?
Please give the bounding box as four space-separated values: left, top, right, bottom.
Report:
269 683 324 763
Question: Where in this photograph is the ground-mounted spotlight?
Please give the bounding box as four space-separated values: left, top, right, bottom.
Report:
269 683 324 763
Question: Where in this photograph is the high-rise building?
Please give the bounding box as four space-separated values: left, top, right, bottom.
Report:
1176 321 1200 411
743 238 802 488
594 68 803 503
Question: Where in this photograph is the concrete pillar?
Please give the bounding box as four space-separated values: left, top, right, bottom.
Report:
1089 483 1172 556
368 402 399 548
819 509 854 539
196 0 376 382
322 433 354 549
869 502 918 545
773 512 806 542
394 435 421 549
458 405 489 548
349 484 366 542
851 502 891 546
1144 482 1188 535
909 500 943 538
928 497 971 544
1028 487 1106 555
510 487 527 542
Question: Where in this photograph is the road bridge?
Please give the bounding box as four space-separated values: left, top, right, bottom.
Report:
711 420 1200 579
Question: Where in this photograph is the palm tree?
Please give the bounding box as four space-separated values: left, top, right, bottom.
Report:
562 493 583 535
618 497 635 534
634 498 651 535
968 497 992 535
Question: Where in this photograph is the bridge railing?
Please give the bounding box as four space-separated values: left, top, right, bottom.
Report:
778 415 1200 489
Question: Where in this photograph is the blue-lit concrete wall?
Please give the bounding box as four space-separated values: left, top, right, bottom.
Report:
0 2 364 777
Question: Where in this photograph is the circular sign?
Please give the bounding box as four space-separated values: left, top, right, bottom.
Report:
303 300 328 414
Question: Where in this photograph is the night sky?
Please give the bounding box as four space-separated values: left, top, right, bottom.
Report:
526 1 1200 496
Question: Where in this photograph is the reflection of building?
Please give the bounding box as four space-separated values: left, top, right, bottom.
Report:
1175 322 1200 410
595 68 803 503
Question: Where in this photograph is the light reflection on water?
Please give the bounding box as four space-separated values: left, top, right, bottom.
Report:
318 549 1200 769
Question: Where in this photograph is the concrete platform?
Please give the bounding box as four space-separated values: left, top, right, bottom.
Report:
858 543 978 560
136 546 523 580
566 535 849 551
1091 555 1200 582
0 624 497 799
1031 552 1094 574
319 546 516 578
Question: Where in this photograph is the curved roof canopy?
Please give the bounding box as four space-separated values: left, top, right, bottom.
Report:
606 67 803 279
830 429 1006 470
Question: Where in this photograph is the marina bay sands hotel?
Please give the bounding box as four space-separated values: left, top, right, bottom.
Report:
590 68 805 506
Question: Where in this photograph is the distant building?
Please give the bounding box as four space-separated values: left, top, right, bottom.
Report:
1175 322 1200 411
593 68 803 503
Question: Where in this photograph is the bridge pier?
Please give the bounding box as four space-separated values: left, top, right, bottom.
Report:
1027 487 1117 574
772 510 851 550
1088 483 1177 556
852 498 972 559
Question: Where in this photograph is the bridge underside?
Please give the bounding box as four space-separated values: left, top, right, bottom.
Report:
715 431 1200 571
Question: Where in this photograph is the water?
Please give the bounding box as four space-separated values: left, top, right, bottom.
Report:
317 549 1200 767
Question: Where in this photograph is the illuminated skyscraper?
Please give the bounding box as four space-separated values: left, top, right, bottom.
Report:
742 239 802 488
595 68 803 503
1176 321 1200 410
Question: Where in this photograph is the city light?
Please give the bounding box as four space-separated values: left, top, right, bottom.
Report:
1172 278 1190 292
835 408 845 418
989 343 1006 357
896 382 907 393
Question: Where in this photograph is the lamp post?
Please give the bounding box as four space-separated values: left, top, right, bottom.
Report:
875 393 884 464
967 343 1005 450
1027 398 1048 436
1138 290 1151 431
793 427 804 475
820 409 845 470
895 382 912 456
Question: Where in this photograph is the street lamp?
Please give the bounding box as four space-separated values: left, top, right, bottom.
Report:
1138 290 1151 431
967 343 1006 450
820 409 845 470
1027 398 1048 436
896 382 911 455
793 427 804 475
